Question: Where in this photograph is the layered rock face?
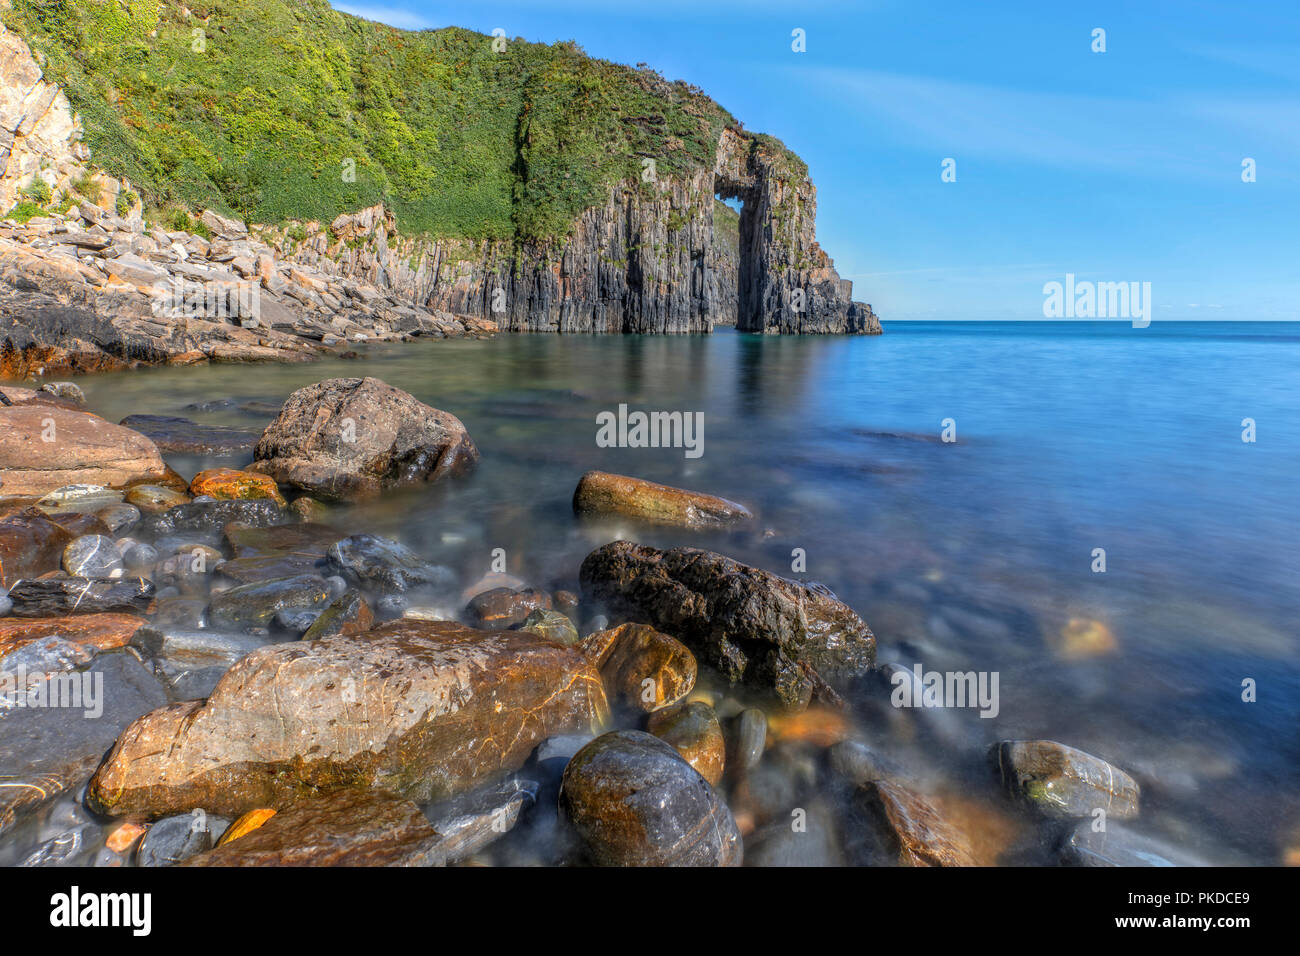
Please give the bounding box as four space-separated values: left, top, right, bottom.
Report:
2 23 877 346
271 130 879 335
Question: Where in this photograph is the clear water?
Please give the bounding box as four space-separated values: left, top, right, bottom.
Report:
38 321 1300 863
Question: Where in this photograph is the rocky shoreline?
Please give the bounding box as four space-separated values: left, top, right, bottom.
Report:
0 374 1178 868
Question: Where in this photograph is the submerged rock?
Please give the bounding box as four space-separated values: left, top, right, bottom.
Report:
206 573 333 631
249 377 479 502
580 541 875 708
994 740 1140 820
560 730 742 867
88 620 609 818
118 414 258 456
324 534 454 593
140 499 285 538
855 780 977 867
182 791 439 867
581 622 697 713
466 586 551 629
1063 820 1209 867
572 470 754 529
520 608 580 646
0 652 169 840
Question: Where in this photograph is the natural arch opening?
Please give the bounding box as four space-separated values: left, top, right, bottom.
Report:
712 177 759 329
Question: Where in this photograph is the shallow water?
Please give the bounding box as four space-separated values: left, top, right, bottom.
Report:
26 321 1300 863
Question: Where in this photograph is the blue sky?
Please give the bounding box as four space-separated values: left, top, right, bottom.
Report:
333 1 1299 321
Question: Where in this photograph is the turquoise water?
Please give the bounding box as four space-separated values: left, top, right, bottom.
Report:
64 321 1300 862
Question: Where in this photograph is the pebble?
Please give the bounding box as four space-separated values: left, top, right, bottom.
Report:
731 708 767 776
61 535 125 579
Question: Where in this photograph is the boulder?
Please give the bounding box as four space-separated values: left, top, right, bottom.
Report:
0 405 167 497
573 470 753 529
249 377 478 501
560 731 742 866
87 620 609 818
580 541 875 708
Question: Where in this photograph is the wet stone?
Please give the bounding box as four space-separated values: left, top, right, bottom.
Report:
520 608 579 646
647 701 726 785
732 708 768 776
300 590 373 641
206 574 332 631
96 503 141 536
123 485 191 515
560 730 742 867
61 535 125 579
6 578 154 617
324 534 455 593
466 586 551 629
581 623 697 714
140 499 286 538
136 811 225 867
994 740 1140 820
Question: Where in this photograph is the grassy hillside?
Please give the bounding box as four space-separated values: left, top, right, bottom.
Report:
2 0 747 242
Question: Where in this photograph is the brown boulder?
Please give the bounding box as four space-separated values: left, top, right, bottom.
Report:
573 470 753 529
87 620 608 818
0 405 167 497
580 541 875 708
249 377 478 502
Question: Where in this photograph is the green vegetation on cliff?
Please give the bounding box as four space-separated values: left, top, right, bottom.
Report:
3 0 750 241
